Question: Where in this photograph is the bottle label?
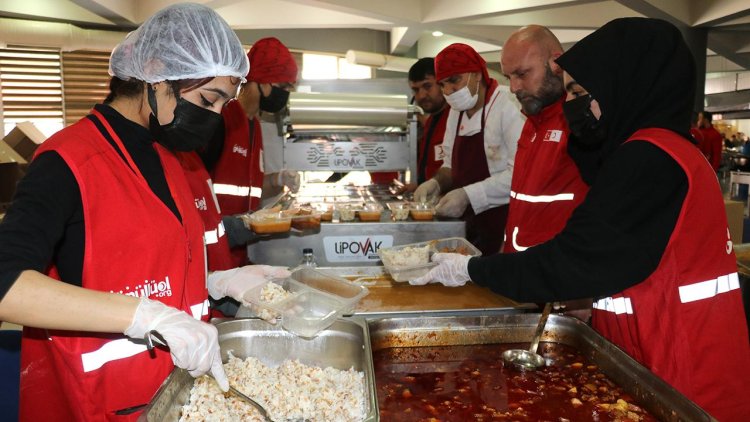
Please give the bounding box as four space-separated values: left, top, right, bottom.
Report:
323 235 394 263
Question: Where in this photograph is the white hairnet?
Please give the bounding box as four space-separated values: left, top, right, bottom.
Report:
109 3 249 83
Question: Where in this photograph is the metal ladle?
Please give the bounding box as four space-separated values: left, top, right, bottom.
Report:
502 302 552 370
226 384 275 422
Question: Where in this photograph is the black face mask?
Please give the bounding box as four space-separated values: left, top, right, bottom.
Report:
259 85 290 113
562 94 606 146
147 85 222 152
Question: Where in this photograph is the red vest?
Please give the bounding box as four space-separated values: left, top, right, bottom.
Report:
20 111 209 422
592 128 750 421
176 151 235 271
212 100 263 216
502 96 589 252
419 107 448 184
451 80 507 255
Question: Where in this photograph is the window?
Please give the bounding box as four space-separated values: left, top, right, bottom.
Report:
301 53 371 80
62 50 111 126
0 47 64 137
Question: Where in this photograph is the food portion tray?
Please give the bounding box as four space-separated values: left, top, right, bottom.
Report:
139 317 379 421
378 237 481 282
368 314 715 422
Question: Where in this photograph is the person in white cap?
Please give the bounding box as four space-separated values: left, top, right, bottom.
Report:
0 3 287 420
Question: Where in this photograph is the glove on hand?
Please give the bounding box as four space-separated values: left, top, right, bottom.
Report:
207 265 291 302
435 188 470 218
275 170 301 193
413 179 440 204
409 253 472 287
124 298 228 391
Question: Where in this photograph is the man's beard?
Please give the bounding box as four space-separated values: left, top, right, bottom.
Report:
515 64 563 116
419 98 445 114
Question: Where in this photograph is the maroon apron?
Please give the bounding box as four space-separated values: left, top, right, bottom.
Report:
451 80 507 255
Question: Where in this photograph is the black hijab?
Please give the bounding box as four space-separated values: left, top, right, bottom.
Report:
555 18 696 183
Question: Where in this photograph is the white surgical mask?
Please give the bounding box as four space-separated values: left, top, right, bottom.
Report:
444 73 479 111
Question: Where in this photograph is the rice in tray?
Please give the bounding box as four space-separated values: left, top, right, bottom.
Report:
379 244 430 268
180 355 366 422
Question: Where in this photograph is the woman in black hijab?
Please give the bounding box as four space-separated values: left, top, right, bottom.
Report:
410 18 750 420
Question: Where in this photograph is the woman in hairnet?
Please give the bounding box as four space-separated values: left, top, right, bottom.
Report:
0 3 287 420
411 18 750 420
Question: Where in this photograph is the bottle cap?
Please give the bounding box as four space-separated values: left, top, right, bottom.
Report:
303 248 313 254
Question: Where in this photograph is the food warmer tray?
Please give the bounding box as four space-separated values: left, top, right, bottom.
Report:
368 313 715 422
138 317 379 421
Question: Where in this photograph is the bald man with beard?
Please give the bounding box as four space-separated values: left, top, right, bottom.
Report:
499 25 589 254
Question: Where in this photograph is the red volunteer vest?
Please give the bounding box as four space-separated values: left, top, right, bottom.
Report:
451 79 507 255
176 151 234 271
591 128 750 421
419 107 448 184
20 111 209 422
213 100 263 215
213 101 264 266
502 96 589 253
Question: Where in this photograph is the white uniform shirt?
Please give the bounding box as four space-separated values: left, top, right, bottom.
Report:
441 86 525 214
260 118 283 174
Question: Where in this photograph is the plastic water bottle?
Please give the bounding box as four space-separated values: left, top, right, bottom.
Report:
299 248 317 268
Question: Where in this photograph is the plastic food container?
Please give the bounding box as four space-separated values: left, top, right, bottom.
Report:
358 203 384 222
243 268 369 337
337 204 357 222
290 208 322 231
389 203 410 221
378 237 482 282
248 210 293 234
410 203 435 221
311 203 334 221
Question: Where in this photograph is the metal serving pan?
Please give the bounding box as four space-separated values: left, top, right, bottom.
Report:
368 314 715 422
139 317 379 421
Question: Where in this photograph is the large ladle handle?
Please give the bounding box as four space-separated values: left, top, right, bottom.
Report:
528 303 553 354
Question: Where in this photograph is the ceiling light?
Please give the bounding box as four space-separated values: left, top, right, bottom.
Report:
432 31 444 37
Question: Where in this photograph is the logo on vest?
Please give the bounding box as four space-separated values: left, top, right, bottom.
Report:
195 196 207 211
233 144 248 157
113 276 173 298
543 130 563 142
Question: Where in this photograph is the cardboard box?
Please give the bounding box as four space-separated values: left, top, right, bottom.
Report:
724 199 744 244
0 140 27 204
3 121 47 162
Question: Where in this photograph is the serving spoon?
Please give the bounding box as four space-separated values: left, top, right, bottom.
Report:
502 302 552 370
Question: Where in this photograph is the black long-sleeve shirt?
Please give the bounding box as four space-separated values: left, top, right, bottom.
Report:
0 104 180 300
468 140 688 302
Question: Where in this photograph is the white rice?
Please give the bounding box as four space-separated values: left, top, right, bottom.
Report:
179 355 366 422
255 282 292 322
379 244 430 268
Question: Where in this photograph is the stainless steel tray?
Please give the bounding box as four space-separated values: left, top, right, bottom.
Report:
368 314 715 422
139 317 379 421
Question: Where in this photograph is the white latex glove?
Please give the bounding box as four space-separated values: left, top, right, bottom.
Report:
124 298 228 391
435 188 470 218
275 170 301 193
413 179 440 203
409 253 472 287
207 265 291 302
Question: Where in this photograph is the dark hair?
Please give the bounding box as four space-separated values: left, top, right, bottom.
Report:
408 58 436 82
104 77 144 104
701 110 714 122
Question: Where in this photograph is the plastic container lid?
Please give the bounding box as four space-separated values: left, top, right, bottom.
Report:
378 237 482 282
243 267 369 338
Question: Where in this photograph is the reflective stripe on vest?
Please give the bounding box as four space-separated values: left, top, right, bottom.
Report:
678 272 740 304
214 184 262 198
204 221 226 245
593 297 633 315
511 226 529 252
80 299 210 373
510 190 575 203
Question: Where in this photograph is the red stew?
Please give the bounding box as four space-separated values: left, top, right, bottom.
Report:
374 342 657 421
